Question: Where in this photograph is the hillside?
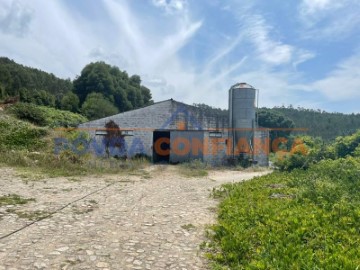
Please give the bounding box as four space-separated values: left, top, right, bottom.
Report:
270 106 360 141
0 57 72 106
0 57 153 120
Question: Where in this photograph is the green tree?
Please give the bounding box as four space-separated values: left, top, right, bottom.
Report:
19 88 56 107
81 92 119 120
60 91 80 112
334 130 360 158
74 61 153 112
257 109 295 142
0 57 72 107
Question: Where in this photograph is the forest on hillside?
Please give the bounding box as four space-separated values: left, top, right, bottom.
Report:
0 57 153 120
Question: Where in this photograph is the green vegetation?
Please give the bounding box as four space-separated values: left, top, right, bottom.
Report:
257 108 295 141
0 57 153 119
179 160 209 178
6 209 51 221
274 131 360 171
0 113 47 151
8 103 87 127
207 130 360 269
194 103 360 143
0 57 73 108
0 106 148 177
181 223 196 231
271 106 360 141
80 92 119 120
74 61 153 116
0 194 35 206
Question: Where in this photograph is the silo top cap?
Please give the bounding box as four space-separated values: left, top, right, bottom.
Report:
231 82 255 89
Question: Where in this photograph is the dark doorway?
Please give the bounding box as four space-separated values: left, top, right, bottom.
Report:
153 131 170 163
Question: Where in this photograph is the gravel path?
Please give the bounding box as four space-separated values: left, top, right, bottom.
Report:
0 165 269 270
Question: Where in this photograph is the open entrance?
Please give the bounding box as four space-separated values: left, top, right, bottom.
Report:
153 131 170 163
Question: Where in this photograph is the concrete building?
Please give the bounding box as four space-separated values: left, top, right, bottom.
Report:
78 84 270 166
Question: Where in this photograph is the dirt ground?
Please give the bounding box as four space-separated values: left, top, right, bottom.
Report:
0 165 269 270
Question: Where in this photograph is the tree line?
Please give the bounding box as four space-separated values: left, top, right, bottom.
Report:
0 57 153 120
193 103 360 142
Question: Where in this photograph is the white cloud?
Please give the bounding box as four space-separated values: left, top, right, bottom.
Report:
311 54 360 100
298 0 360 39
293 50 316 70
0 0 33 37
247 17 293 65
236 14 315 67
152 0 187 14
301 0 332 14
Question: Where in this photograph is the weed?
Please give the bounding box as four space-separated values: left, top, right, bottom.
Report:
181 223 196 231
6 209 50 221
178 160 209 178
0 194 35 207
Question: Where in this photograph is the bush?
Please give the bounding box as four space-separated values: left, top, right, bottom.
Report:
8 103 46 125
334 130 360 158
8 103 88 127
81 92 119 120
0 114 48 151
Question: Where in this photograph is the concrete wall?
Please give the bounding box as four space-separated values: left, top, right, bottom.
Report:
203 132 229 166
253 130 270 166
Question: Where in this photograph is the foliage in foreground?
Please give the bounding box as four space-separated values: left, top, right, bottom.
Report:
207 157 360 269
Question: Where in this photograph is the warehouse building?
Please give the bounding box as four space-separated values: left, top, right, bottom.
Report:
78 83 269 166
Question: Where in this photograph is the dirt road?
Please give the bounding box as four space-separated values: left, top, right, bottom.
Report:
0 166 269 269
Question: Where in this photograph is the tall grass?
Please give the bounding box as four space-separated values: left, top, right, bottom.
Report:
178 159 209 178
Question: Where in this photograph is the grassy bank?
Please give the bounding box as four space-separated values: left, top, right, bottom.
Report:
0 108 150 177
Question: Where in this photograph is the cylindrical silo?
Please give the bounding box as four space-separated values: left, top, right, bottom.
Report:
228 83 256 158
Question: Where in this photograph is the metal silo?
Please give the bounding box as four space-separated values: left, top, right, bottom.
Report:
228 83 257 159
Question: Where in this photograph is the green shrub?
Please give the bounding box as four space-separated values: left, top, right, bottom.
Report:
0 115 48 151
207 157 360 269
8 102 46 125
8 103 88 127
334 130 360 158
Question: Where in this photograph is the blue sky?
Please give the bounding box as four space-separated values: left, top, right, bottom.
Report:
0 0 359 113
